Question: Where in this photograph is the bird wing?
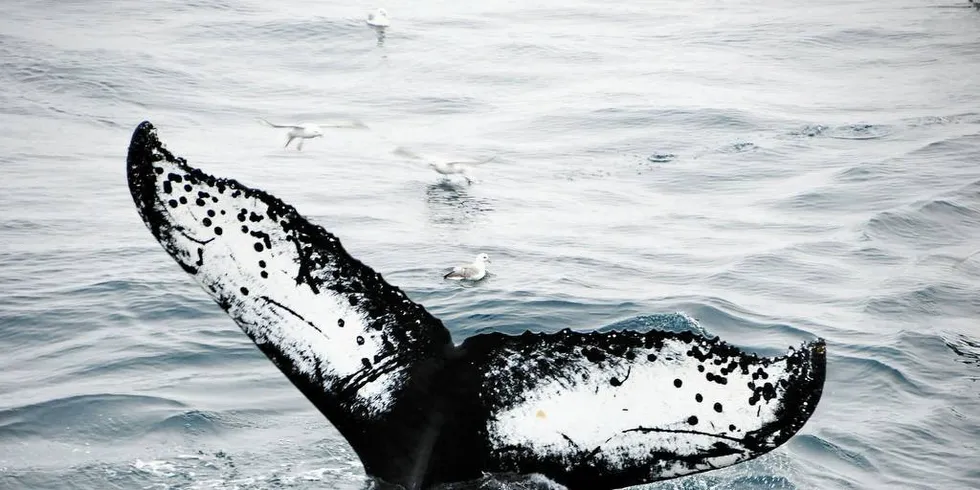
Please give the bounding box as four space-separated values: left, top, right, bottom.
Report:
127 120 827 490
458 328 826 490
391 146 424 160
443 264 474 279
315 119 370 129
257 118 302 129
443 155 497 167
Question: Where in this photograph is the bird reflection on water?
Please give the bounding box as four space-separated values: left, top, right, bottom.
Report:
424 180 495 227
371 25 386 47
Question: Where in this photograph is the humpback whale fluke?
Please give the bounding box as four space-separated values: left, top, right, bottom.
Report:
126 121 827 490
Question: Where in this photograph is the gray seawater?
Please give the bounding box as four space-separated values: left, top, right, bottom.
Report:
2 0 980 488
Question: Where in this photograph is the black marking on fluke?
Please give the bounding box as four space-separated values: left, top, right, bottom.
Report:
126 121 827 490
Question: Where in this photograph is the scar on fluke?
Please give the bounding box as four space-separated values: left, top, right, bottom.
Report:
126 121 827 490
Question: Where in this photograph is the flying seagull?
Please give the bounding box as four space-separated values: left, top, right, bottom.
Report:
125 121 827 490
258 118 368 151
394 146 496 184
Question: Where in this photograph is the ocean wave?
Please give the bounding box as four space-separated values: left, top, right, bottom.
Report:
866 282 980 319
861 185 980 247
0 394 186 441
184 18 365 44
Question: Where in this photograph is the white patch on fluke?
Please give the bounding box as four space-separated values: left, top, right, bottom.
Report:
485 337 794 471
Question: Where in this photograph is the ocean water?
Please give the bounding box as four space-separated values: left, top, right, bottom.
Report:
2 0 980 488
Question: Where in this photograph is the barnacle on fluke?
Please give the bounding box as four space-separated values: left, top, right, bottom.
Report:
126 121 827 490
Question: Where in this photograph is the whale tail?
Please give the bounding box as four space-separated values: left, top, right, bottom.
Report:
126 121 826 490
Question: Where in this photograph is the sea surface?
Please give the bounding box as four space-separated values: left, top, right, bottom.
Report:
2 0 980 488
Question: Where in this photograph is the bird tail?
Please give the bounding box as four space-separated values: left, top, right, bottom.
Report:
471 155 496 165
